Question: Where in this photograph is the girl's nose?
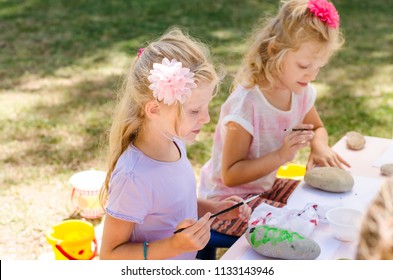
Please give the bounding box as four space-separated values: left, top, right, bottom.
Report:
200 110 210 124
308 68 320 81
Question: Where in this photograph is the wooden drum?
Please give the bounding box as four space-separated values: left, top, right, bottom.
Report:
70 170 106 219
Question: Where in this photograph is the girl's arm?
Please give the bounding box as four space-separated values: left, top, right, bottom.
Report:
303 106 350 170
221 122 313 186
99 213 213 260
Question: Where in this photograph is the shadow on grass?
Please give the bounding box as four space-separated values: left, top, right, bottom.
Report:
1 0 392 173
1 74 119 174
0 0 274 88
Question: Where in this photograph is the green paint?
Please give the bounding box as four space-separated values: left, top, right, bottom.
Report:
250 225 304 247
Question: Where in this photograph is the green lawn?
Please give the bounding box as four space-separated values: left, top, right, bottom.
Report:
0 0 392 259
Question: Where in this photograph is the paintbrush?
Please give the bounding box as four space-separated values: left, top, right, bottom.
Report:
173 193 262 234
284 128 314 132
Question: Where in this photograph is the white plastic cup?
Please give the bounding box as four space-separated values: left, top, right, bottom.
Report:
326 207 363 242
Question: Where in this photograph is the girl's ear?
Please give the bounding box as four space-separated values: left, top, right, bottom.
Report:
145 100 160 119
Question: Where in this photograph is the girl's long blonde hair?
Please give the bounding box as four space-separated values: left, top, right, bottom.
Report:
233 0 344 91
99 27 221 207
356 178 393 260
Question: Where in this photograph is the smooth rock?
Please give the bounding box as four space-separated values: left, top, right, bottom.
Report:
245 225 321 260
346 131 366 150
381 163 393 176
304 167 354 193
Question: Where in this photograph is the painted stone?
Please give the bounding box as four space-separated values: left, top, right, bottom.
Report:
346 131 366 150
245 225 321 260
381 163 393 176
304 167 354 193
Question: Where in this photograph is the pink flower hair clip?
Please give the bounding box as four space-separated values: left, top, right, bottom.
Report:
148 58 197 105
308 0 340 29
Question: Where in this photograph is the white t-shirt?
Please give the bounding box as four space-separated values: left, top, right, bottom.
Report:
199 84 316 200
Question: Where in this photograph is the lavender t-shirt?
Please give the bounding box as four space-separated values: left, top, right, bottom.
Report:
106 138 198 260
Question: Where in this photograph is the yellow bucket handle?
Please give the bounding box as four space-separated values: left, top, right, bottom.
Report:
55 238 98 260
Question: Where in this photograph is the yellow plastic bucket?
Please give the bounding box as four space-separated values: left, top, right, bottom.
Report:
276 163 306 180
46 219 97 260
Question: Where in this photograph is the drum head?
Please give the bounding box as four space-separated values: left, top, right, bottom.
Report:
69 170 106 191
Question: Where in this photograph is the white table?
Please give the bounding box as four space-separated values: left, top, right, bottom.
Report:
331 135 392 178
220 135 392 260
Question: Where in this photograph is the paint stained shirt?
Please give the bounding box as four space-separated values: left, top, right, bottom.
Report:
199 84 316 199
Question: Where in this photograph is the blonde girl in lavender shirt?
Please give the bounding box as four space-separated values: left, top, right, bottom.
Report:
99 28 251 260
199 0 350 235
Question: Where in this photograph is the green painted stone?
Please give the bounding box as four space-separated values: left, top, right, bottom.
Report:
245 225 321 260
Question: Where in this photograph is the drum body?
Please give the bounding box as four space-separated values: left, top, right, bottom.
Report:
70 170 106 219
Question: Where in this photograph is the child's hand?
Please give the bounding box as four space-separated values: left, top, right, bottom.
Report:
280 125 315 162
307 144 350 170
215 196 251 222
172 213 214 253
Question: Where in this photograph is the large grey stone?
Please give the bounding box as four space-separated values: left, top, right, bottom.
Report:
245 225 321 260
381 163 393 176
304 167 354 193
346 131 366 150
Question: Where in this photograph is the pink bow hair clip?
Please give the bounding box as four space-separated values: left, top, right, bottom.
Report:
137 48 145 59
308 0 340 28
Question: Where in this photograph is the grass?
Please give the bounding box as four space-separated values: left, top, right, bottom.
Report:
0 0 392 259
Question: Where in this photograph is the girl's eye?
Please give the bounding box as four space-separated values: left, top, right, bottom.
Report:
191 110 200 114
299 65 308 69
